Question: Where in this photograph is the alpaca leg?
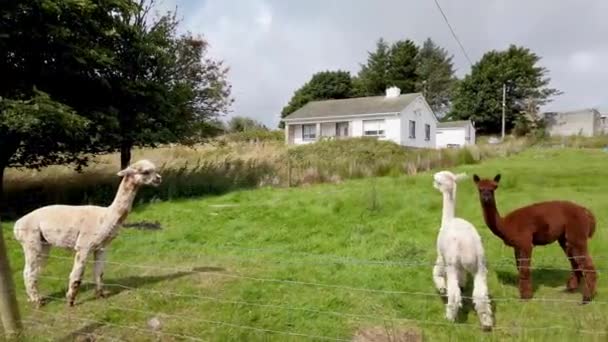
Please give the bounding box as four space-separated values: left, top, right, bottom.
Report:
570 243 597 303
515 247 533 299
472 269 493 331
457 267 467 289
432 254 447 295
445 264 462 322
66 248 90 307
93 249 108 298
558 237 580 292
22 246 44 306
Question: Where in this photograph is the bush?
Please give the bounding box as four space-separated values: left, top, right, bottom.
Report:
221 129 284 143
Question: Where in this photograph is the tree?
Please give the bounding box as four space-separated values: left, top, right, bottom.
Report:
108 1 233 167
387 39 419 93
227 116 267 132
448 45 561 133
357 38 420 96
356 38 391 96
415 38 457 117
0 0 132 200
280 70 353 127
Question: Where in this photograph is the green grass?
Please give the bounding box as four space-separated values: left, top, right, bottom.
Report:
3 147 608 341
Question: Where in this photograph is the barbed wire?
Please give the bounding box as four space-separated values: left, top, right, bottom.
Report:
33 287 608 341
37 256 605 305
33 276 608 338
13 241 607 273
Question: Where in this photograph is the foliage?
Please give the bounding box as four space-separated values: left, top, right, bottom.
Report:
448 45 561 133
0 91 91 184
356 38 391 96
227 116 267 132
357 38 419 96
107 1 233 167
415 38 458 117
0 0 133 197
279 70 354 127
222 129 284 143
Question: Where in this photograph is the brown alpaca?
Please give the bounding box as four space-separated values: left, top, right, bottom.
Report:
473 174 597 303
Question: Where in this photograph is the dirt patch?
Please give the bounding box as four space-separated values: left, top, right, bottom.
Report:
352 326 422 342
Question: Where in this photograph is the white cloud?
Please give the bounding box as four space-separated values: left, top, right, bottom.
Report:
167 0 608 127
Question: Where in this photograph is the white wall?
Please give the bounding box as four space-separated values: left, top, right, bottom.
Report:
436 128 465 148
399 97 436 148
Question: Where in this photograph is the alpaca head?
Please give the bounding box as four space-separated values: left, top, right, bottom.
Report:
433 170 468 194
117 159 162 187
473 174 501 204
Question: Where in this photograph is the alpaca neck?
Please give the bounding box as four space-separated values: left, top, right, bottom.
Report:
107 177 139 226
481 197 506 239
441 188 456 226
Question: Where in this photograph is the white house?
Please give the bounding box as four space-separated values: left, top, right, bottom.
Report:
436 120 476 148
282 87 438 148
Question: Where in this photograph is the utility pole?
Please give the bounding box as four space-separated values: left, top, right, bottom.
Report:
0 219 22 340
501 83 506 141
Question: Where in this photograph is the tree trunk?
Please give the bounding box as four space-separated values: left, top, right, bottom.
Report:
0 164 5 214
120 139 133 169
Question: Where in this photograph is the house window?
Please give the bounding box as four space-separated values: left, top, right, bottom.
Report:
363 119 386 137
424 124 430 141
409 120 416 138
302 124 316 141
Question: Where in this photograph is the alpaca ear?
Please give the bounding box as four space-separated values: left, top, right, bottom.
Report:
454 173 468 182
494 174 501 183
473 174 480 183
117 167 135 177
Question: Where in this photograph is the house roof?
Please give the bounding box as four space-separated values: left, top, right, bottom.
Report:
437 120 472 129
283 93 421 120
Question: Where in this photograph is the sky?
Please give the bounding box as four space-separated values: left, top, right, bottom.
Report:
155 0 608 127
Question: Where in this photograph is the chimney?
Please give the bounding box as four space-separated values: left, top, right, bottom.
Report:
385 86 401 98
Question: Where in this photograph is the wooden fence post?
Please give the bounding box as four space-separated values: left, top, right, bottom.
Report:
0 219 22 340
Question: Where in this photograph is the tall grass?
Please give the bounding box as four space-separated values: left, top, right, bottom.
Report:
3 136 530 219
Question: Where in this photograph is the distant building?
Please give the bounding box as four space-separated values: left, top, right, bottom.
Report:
435 120 476 148
281 87 439 148
542 108 603 137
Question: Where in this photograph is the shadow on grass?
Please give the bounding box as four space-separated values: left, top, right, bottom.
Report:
495 268 570 294
45 266 225 305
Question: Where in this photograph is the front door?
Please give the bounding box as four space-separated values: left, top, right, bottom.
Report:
336 122 349 137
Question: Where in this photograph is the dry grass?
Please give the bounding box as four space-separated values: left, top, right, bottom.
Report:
3 136 531 219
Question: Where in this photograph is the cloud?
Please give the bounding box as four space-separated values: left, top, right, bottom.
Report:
170 0 608 126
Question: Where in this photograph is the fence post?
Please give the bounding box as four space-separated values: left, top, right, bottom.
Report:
286 158 292 187
0 219 22 340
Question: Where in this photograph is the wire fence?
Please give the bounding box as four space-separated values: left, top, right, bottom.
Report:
11 249 608 341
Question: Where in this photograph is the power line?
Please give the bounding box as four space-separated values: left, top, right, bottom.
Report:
432 0 473 66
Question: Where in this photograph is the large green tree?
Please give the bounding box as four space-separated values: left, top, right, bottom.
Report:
387 39 419 93
280 70 353 127
357 38 420 96
356 38 391 96
0 0 132 200
448 45 561 133
415 38 457 117
108 1 233 167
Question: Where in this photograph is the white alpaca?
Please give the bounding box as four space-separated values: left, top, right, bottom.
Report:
13 160 162 307
432 170 493 331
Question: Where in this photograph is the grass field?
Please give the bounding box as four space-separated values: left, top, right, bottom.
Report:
2 147 608 341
